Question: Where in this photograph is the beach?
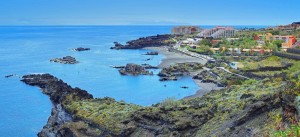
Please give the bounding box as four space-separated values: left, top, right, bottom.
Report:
145 46 224 99
145 46 207 68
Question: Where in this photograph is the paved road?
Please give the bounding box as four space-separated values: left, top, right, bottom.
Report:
173 41 213 60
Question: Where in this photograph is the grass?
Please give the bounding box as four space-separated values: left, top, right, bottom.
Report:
240 56 294 71
252 71 282 77
63 97 141 135
159 97 182 108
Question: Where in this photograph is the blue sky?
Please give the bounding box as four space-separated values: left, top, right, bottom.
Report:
0 0 299 25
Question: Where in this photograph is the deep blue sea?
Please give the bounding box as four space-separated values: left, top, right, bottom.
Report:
0 25 268 136
0 26 201 136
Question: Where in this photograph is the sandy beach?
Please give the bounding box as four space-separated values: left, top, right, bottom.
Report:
145 46 224 99
145 46 207 68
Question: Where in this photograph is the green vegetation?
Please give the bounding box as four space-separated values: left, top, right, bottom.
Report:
162 62 203 72
273 125 300 137
187 45 213 55
197 38 212 46
159 97 182 108
63 97 141 135
237 29 300 39
240 56 293 71
252 71 282 77
272 40 284 49
267 30 280 35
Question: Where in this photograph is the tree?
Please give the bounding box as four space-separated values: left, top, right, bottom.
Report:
198 39 212 46
267 30 280 35
272 40 284 49
265 43 278 52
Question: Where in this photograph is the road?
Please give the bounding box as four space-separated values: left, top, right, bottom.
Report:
172 40 213 60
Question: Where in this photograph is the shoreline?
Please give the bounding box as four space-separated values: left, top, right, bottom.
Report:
144 46 206 68
144 46 224 99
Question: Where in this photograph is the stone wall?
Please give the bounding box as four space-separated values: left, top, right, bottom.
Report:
274 52 300 60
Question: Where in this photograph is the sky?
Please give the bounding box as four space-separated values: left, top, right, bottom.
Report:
0 0 299 26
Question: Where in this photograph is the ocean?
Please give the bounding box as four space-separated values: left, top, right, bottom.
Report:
0 26 200 136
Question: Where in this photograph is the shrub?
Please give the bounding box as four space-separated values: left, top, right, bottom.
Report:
160 97 181 108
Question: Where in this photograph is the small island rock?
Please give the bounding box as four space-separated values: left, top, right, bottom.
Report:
119 63 153 75
50 56 79 64
73 47 90 51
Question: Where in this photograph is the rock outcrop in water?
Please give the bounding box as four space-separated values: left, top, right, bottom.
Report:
158 62 203 81
73 47 90 51
111 64 158 69
143 51 158 55
119 63 153 75
20 73 300 137
50 56 79 64
111 34 175 49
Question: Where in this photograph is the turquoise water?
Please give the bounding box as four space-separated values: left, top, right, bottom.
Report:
0 26 200 136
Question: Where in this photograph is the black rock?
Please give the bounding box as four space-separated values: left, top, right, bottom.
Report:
73 47 90 51
119 63 153 76
141 64 159 69
50 56 79 64
143 51 158 55
181 86 189 89
111 34 175 49
20 74 93 136
159 76 178 81
5 74 15 78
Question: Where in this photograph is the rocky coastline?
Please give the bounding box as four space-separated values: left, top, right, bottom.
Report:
17 32 300 136
20 73 299 136
110 34 175 49
21 74 93 136
143 46 221 96
110 34 216 97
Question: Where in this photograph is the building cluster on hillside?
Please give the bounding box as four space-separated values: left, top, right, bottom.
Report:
254 33 297 49
197 26 236 38
274 22 300 31
171 26 201 35
181 38 201 45
171 23 300 56
209 47 271 55
171 26 236 39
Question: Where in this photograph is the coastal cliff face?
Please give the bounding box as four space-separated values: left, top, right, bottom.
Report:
21 73 300 137
111 34 175 49
21 74 95 136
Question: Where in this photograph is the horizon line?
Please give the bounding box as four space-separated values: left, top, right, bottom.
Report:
0 24 276 27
